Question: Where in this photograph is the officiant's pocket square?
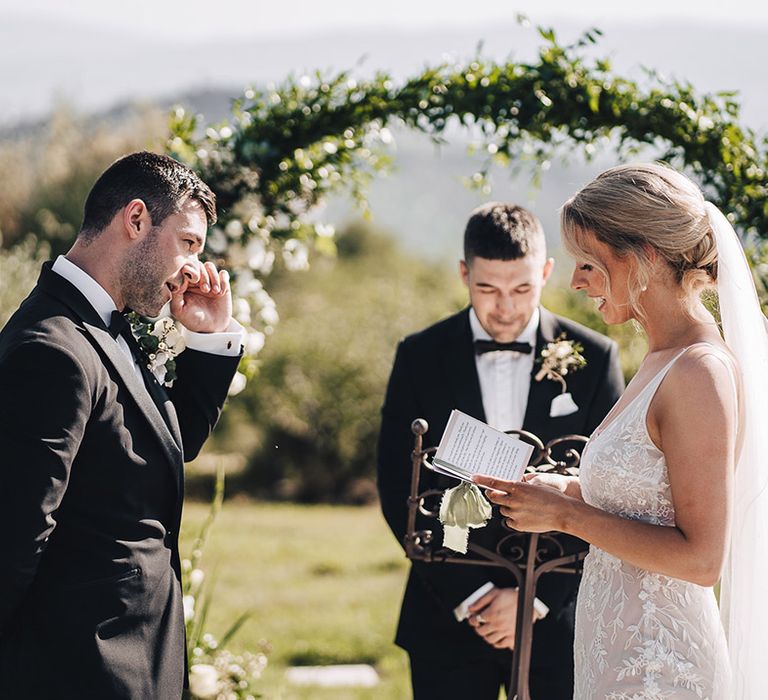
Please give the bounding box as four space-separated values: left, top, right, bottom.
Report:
549 392 579 417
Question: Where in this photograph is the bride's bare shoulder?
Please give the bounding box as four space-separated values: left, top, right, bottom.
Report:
676 342 737 381
660 342 739 414
646 342 739 451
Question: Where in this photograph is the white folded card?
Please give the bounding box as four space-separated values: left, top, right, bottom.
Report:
453 581 495 621
453 582 550 622
428 409 534 483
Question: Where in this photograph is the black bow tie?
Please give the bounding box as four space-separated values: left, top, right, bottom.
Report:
474 339 533 355
108 310 131 340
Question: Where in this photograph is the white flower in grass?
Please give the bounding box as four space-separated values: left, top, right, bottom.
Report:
189 663 220 699
183 595 195 622
189 568 205 589
228 371 247 397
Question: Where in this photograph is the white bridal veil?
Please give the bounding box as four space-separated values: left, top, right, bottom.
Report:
707 202 768 699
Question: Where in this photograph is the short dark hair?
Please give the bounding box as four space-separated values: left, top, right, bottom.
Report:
79 151 217 239
463 202 545 262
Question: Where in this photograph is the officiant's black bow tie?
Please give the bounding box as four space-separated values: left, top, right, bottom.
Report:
474 339 533 355
108 310 131 340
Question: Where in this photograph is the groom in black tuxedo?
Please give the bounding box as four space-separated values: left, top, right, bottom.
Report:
0 152 243 699
377 203 624 699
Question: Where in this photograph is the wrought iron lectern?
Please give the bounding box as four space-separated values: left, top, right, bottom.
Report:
404 418 589 700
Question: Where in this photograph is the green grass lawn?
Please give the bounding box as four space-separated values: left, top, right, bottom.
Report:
179 501 412 699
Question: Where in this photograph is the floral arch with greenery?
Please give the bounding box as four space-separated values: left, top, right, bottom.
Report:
166 27 767 376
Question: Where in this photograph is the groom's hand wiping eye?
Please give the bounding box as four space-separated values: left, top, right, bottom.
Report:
170 260 233 333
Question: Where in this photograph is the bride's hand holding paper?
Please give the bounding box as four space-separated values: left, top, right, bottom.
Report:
472 473 577 533
522 471 581 497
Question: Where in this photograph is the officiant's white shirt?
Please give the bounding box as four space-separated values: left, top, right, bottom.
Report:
470 306 538 432
52 256 243 377
457 308 547 620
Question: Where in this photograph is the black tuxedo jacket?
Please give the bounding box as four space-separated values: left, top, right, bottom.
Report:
376 307 624 670
0 264 240 699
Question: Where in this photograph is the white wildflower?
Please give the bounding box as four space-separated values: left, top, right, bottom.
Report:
245 331 265 355
225 220 244 240
189 568 205 589
228 372 247 396
183 595 195 622
189 664 220 699
282 239 309 271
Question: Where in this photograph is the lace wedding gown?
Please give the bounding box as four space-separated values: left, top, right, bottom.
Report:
574 348 732 699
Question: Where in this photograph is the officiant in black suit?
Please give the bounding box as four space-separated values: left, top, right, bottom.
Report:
0 152 243 699
377 203 624 699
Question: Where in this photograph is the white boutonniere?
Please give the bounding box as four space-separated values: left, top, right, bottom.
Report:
535 334 587 417
126 312 187 387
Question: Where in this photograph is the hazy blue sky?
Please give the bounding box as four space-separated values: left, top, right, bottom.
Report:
2 0 766 39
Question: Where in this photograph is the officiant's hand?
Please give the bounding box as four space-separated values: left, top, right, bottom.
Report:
170 261 232 333
472 474 575 533
467 587 518 649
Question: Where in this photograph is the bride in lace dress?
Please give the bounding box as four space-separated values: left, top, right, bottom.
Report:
476 163 768 699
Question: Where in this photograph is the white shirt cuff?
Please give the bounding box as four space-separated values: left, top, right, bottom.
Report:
180 318 244 357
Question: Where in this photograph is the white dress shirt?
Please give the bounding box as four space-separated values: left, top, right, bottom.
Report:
456 308 548 620
470 307 539 432
52 256 243 379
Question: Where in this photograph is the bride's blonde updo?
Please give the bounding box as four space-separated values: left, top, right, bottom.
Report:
560 162 717 315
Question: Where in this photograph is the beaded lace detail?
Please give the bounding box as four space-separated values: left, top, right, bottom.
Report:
574 349 731 699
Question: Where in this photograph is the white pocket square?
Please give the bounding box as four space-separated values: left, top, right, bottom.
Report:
550 392 579 417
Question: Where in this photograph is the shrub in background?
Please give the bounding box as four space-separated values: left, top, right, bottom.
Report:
0 107 167 255
209 223 644 504
0 235 50 329
216 223 466 503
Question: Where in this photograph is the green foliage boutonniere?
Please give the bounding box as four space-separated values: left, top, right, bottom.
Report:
125 312 187 387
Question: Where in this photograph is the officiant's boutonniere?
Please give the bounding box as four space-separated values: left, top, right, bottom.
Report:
125 312 186 387
535 334 586 417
